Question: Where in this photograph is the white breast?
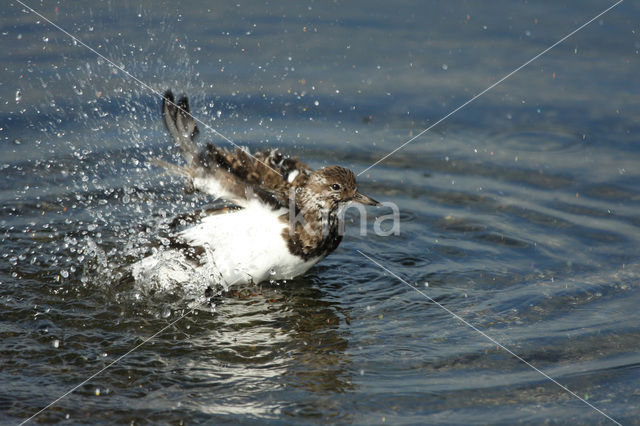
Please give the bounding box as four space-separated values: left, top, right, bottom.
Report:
131 200 322 291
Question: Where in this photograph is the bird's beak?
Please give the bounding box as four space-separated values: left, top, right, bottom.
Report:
352 191 380 206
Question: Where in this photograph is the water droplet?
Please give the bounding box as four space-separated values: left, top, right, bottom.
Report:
15 90 22 103
162 307 171 318
95 388 100 396
52 339 60 348
314 100 319 106
441 64 448 70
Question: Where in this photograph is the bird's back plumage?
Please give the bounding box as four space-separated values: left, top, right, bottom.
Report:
161 90 311 208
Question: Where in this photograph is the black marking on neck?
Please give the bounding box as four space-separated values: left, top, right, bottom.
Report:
282 210 343 261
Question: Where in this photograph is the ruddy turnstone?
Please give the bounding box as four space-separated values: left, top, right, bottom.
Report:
131 90 379 288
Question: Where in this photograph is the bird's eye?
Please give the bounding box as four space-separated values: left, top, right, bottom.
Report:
330 183 342 191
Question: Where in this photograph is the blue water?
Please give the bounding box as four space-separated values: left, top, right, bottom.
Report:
2 1 640 424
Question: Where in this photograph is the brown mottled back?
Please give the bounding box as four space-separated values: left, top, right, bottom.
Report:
160 90 377 216
161 89 312 205
197 143 311 197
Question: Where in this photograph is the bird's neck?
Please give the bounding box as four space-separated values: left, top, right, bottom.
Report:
281 196 342 261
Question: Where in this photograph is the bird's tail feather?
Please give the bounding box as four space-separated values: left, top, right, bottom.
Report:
162 89 200 168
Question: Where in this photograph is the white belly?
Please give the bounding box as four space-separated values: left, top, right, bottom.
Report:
131 201 322 291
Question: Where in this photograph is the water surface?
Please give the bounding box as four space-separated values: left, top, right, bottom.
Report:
1 1 640 424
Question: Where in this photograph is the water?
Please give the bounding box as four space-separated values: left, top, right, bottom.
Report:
2 1 640 423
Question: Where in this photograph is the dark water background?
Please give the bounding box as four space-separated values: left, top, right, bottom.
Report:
2 1 640 424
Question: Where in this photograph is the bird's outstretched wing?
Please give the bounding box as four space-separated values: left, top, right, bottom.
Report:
159 89 311 208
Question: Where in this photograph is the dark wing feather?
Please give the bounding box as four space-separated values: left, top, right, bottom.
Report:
159 89 312 207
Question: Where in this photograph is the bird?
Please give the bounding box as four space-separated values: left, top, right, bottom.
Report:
131 89 379 289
